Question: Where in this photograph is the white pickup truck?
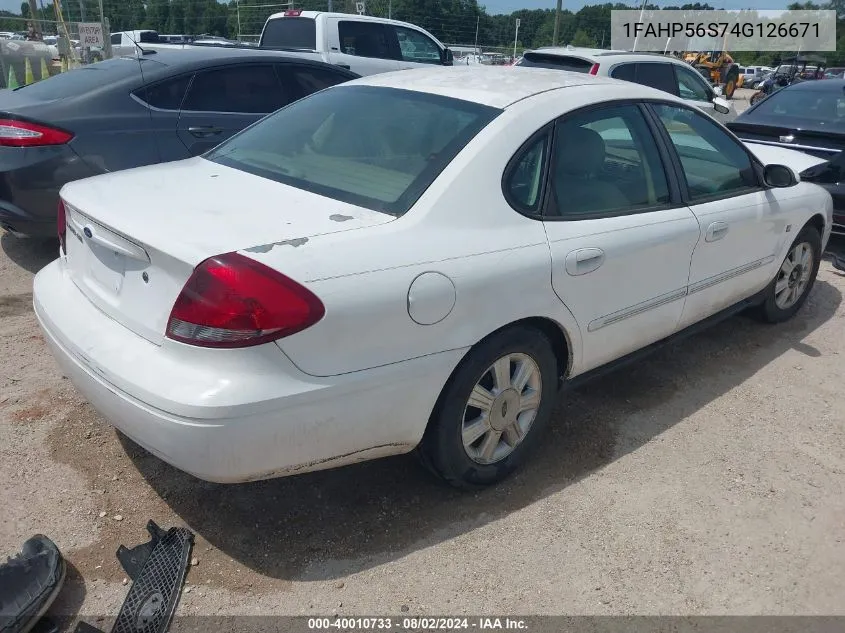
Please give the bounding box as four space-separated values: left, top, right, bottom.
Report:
258 10 454 76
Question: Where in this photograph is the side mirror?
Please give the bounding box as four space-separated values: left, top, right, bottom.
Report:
443 47 454 66
764 164 799 188
712 96 731 114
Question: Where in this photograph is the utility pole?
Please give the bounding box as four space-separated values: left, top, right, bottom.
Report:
236 0 241 40
388 0 392 19
632 0 647 51
473 15 479 54
513 18 520 60
27 0 42 38
552 0 561 46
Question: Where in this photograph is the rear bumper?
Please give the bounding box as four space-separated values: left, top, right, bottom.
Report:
33 259 462 482
0 145 99 237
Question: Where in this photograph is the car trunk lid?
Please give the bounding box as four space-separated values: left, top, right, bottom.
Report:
60 157 394 345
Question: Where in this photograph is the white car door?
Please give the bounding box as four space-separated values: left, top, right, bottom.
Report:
391 24 445 70
325 18 400 75
535 103 700 373
649 103 786 329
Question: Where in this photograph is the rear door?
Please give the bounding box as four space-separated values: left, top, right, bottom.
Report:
325 18 400 74
538 103 700 372
132 73 192 164
176 63 291 156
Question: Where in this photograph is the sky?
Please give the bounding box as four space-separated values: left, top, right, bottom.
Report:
0 0 797 18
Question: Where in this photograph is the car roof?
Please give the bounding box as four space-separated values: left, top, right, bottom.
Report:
525 47 694 66
136 46 329 68
347 66 665 108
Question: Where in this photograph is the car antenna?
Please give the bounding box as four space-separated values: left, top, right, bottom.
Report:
127 31 156 56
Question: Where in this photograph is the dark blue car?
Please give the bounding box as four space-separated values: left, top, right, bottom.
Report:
0 47 358 238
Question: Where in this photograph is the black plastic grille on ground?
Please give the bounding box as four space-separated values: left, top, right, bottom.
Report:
74 521 194 633
114 522 194 633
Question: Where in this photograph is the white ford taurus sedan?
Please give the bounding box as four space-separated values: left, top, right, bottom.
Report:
33 67 832 488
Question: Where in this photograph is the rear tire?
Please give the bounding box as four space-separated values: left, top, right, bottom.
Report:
757 225 821 323
418 325 559 489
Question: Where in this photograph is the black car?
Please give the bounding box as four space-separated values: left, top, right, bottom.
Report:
727 79 845 237
727 79 845 160
0 48 358 238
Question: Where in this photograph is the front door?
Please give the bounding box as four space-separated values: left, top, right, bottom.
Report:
541 103 700 373
648 103 785 328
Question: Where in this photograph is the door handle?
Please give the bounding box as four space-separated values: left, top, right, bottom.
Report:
705 221 729 242
187 126 224 138
565 247 605 276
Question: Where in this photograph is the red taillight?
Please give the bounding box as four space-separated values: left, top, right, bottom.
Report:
0 118 73 147
57 199 66 254
284 9 302 15
166 252 325 349
589 63 600 75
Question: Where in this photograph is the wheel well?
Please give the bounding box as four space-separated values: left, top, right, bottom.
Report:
806 213 825 237
483 317 572 382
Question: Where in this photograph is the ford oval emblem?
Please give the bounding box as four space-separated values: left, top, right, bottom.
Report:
83 226 93 239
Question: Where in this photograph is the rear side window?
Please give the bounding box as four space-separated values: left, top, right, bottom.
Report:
517 53 593 72
632 63 677 95
136 74 191 110
610 63 636 82
206 85 501 216
111 33 121 45
182 65 287 114
338 21 396 60
10 57 149 98
261 17 316 50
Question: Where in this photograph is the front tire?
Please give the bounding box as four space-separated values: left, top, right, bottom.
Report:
758 225 821 323
418 325 559 489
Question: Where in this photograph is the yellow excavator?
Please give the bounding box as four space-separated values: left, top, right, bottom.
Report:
682 50 742 99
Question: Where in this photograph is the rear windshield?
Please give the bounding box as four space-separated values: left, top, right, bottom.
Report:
260 17 316 50
751 88 845 127
10 57 150 98
206 85 501 216
516 53 593 72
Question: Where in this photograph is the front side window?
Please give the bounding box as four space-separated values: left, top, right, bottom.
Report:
182 65 287 114
337 21 395 60
548 104 670 219
652 103 759 201
675 64 711 102
206 85 500 216
394 26 442 64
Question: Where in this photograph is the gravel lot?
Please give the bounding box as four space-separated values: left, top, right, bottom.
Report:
2 87 844 624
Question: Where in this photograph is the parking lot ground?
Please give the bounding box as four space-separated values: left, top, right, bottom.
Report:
2 229 844 622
